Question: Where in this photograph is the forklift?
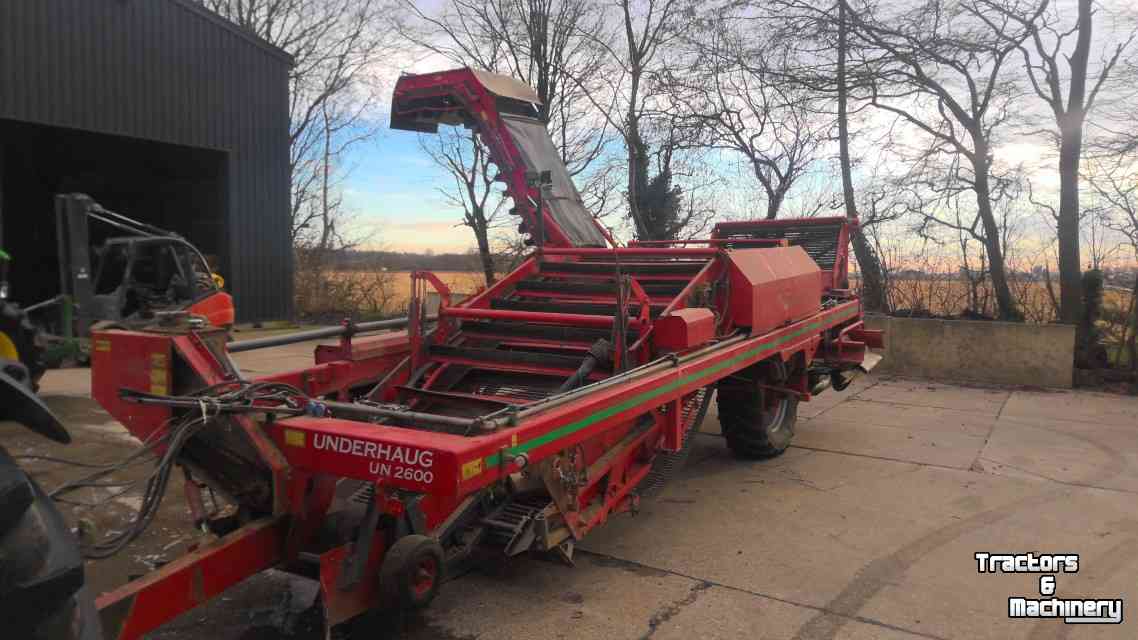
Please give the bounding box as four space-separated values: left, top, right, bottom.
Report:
0 193 233 387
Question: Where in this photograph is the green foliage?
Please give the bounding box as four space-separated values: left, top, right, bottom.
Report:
630 139 688 241
1077 269 1108 368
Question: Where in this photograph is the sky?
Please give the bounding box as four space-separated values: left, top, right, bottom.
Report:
338 0 1138 257
339 131 477 253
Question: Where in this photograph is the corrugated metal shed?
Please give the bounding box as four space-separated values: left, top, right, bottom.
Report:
0 0 292 321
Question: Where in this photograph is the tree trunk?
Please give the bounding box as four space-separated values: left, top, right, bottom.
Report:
837 0 886 311
764 186 785 220
1056 128 1084 325
625 114 650 239
1128 271 1138 372
472 211 496 287
972 161 1018 320
1056 0 1095 326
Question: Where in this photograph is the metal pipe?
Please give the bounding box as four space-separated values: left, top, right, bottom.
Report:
628 238 784 247
810 375 832 395
541 247 719 257
228 315 436 353
122 390 485 430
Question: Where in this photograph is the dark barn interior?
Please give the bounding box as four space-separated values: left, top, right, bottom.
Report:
0 120 227 306
0 0 293 321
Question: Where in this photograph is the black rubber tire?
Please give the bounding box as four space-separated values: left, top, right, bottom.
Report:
716 363 799 460
0 301 46 389
378 534 445 610
0 447 102 639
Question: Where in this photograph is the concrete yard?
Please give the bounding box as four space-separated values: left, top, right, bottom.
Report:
4 338 1138 640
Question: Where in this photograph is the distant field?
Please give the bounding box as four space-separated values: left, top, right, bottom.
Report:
328 271 1130 321
328 270 487 312
369 270 487 295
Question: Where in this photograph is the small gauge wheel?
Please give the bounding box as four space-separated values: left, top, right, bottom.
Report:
378 534 445 610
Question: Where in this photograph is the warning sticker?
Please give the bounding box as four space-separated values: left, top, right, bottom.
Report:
462 458 484 481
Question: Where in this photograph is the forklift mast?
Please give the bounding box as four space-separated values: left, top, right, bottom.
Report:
55 193 97 335
53 193 230 336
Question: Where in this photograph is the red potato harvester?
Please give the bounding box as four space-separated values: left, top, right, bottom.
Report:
86 68 883 639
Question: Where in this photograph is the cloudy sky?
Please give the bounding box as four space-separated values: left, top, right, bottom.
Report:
338 0 1138 255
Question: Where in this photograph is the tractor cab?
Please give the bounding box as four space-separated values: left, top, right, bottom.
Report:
54 193 234 335
92 234 221 325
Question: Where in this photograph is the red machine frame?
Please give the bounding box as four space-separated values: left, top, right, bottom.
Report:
85 68 883 639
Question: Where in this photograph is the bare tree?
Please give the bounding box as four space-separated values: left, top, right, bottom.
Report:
200 0 393 248
1087 157 1138 369
560 0 695 239
839 0 1034 320
674 19 830 221
976 0 1134 326
400 0 612 266
420 129 502 286
718 0 890 309
835 0 887 311
402 0 610 177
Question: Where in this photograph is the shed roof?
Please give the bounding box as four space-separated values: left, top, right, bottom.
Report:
168 0 294 65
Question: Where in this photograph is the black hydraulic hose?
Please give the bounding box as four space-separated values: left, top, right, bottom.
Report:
120 389 488 431
556 355 599 394
555 339 612 394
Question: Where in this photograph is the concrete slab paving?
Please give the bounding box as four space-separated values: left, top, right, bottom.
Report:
976 416 1138 494
6 342 1138 640
1000 388 1138 428
648 585 925 640
794 414 988 470
851 377 1010 416
820 399 997 438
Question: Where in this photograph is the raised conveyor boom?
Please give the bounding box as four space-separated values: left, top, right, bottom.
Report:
390 67 609 248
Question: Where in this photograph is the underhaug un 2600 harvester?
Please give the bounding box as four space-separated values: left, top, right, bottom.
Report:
3 68 883 639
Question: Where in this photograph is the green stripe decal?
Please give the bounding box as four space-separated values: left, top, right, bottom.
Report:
483 306 858 468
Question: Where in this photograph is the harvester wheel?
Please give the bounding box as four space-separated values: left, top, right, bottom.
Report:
378 534 445 610
0 447 102 639
717 361 798 459
0 301 46 390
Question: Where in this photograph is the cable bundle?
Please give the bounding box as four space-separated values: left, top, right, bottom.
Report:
45 380 305 559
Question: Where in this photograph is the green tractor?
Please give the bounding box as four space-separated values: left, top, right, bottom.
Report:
0 247 47 389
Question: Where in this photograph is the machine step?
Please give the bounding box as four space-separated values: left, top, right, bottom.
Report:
429 344 598 372
481 494 554 556
539 260 707 276
458 320 627 344
515 279 686 297
490 298 662 317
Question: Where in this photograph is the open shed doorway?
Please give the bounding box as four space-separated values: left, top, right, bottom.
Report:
0 119 228 310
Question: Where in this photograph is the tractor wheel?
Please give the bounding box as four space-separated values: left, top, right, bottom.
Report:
0 302 46 390
0 447 102 639
716 360 799 460
378 534 444 610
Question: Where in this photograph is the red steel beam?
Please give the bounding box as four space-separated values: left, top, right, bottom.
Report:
97 518 287 640
541 247 719 257
269 301 862 500
628 238 787 247
443 307 648 329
